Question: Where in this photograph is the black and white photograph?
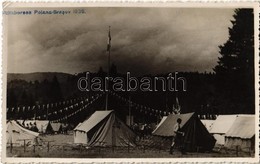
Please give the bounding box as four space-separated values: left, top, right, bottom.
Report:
2 2 259 163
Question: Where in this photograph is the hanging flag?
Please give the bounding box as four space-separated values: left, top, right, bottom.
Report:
107 26 111 51
173 97 181 114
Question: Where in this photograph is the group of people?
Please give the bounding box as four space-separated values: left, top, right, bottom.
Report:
20 121 39 132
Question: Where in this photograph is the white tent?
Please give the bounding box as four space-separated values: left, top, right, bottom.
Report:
50 123 62 133
209 115 237 145
225 115 255 151
74 110 137 147
17 120 53 133
6 120 39 147
201 120 215 132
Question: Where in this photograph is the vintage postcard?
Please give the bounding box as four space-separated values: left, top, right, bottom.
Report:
1 1 259 163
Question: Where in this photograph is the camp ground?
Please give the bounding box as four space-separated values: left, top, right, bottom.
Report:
5 94 256 158
5 111 256 158
74 110 136 147
6 120 39 147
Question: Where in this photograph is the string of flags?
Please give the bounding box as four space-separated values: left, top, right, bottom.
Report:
50 93 105 123
7 93 105 121
7 90 173 122
7 94 100 113
108 90 171 117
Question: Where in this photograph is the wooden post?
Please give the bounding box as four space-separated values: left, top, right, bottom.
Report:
47 142 50 152
23 140 26 152
33 145 36 153
10 143 13 153
236 145 239 157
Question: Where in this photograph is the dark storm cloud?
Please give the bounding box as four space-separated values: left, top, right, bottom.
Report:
7 8 234 75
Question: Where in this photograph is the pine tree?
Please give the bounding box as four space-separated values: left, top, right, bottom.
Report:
50 76 63 102
214 9 254 114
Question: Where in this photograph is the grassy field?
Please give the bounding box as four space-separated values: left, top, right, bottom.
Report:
6 134 254 158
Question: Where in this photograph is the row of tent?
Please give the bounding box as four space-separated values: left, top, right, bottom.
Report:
6 111 136 147
15 120 70 134
6 120 70 146
73 111 217 152
6 111 255 153
201 114 255 151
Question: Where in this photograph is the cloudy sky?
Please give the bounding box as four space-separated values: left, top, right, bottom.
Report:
6 7 235 75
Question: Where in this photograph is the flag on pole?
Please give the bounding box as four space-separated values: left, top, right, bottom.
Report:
173 97 181 114
107 26 111 51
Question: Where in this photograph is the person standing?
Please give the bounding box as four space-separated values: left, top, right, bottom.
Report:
170 118 185 154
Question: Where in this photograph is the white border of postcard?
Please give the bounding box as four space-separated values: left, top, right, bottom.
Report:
1 1 259 163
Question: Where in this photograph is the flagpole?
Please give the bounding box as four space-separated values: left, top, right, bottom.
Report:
105 26 111 111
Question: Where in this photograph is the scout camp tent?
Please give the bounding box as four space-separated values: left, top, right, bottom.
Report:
201 120 215 132
17 120 53 134
74 110 137 147
50 123 62 134
6 120 39 147
225 115 255 151
152 112 216 152
209 115 238 145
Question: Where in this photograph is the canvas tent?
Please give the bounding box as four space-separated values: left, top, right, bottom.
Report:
225 115 255 151
209 115 238 145
50 123 62 133
201 120 215 132
74 110 137 147
17 120 53 134
6 120 39 147
152 112 216 152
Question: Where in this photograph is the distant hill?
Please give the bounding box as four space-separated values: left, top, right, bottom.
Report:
7 72 73 83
